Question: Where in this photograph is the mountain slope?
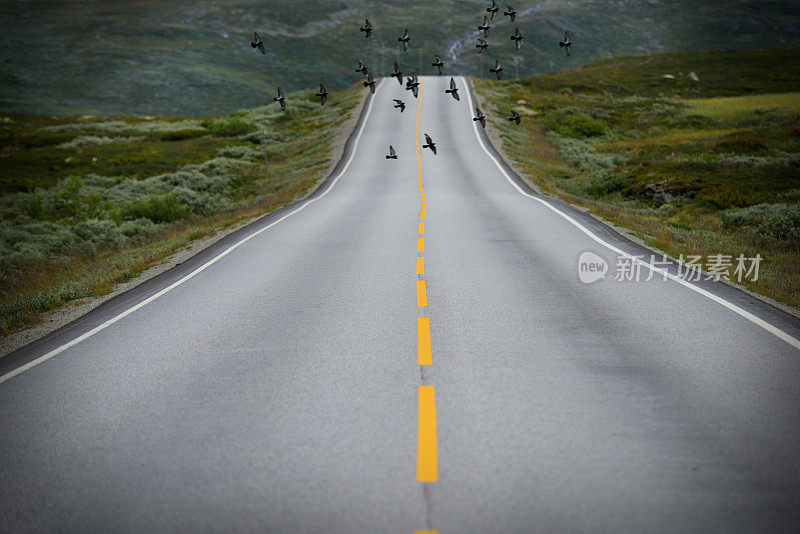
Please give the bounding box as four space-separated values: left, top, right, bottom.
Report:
1 0 799 115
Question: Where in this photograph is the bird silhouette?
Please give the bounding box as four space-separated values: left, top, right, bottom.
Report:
398 28 411 52
422 133 437 155
511 27 523 50
405 74 420 98
508 110 521 125
490 59 503 79
386 145 397 159
559 32 572 56
251 32 265 54
355 60 369 76
360 19 373 38
504 5 517 21
445 77 460 101
487 0 500 20
432 55 444 75
478 16 492 38
473 107 486 127
363 73 376 94
393 99 406 112
391 62 404 84
273 87 285 111
476 38 489 54
315 83 328 106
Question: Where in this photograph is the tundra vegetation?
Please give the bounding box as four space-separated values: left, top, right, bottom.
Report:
0 86 361 335
474 49 800 308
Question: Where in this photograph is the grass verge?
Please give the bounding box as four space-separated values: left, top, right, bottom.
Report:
0 84 363 336
472 49 800 309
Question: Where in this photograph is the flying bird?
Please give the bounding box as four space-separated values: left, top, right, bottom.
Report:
315 83 328 106
511 27 523 50
273 87 285 111
422 133 437 155
504 5 517 21
251 32 265 54
363 73 376 94
473 107 486 127
393 99 406 112
405 74 420 98
487 0 500 20
432 55 444 75
360 19 373 38
391 62 404 84
386 145 397 159
445 77 460 101
508 110 521 125
398 28 411 52
355 60 369 76
476 38 489 54
490 59 503 79
560 32 572 56
478 16 492 38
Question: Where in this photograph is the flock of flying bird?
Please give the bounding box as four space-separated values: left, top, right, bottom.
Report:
250 1 574 160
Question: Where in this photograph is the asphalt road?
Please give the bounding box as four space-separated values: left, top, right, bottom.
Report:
2 76 800 533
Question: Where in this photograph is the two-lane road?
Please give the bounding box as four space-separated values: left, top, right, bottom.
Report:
2 76 799 533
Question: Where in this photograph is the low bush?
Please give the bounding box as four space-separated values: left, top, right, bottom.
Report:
58 135 140 148
207 118 255 137
122 194 191 223
159 129 206 141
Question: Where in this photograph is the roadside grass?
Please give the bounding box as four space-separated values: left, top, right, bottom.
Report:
473 49 800 309
0 85 363 336
685 93 800 121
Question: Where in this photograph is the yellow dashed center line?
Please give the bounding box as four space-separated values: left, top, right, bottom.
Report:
412 79 437 532
416 280 427 307
417 318 431 365
417 385 438 482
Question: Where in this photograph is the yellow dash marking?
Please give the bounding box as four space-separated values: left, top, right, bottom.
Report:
417 385 438 482
416 280 427 307
421 203 427 209
417 237 424 253
417 318 431 365
419 211 426 221
416 256 425 275
418 222 425 234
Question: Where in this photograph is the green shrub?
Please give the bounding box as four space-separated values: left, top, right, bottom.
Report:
549 135 622 173
546 110 608 138
721 203 800 242
122 194 191 223
207 118 255 137
586 172 634 195
217 145 263 161
159 129 206 141
57 135 140 148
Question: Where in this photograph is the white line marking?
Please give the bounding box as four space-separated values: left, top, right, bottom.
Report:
461 76 800 351
0 80 388 385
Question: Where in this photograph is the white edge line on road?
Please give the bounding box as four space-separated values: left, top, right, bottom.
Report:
0 79 387 385
461 76 800 351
